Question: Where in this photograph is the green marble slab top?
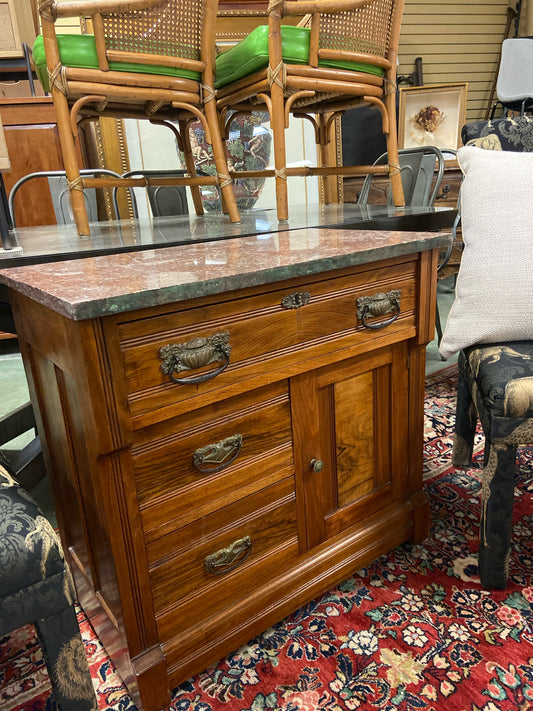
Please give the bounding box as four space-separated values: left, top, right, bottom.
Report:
0 226 450 320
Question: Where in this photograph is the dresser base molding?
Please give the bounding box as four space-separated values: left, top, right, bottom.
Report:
162 496 428 686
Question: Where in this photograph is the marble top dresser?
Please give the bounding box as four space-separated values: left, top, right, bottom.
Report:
0 225 448 710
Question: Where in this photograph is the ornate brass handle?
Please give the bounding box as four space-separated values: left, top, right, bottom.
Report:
204 535 252 575
356 289 401 330
281 291 311 309
159 331 231 385
193 434 243 474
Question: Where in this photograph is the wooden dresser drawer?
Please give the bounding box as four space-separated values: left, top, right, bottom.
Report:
118 258 418 423
148 477 299 640
133 381 293 542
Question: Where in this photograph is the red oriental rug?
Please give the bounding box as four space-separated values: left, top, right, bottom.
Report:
2 364 533 711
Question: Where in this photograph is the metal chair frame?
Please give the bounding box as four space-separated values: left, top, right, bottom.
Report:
8 168 129 227
358 145 446 207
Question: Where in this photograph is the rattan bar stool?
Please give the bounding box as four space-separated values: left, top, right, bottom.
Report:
34 0 240 236
215 0 406 222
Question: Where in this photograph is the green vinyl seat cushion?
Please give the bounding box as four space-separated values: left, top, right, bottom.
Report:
215 25 384 89
32 34 201 93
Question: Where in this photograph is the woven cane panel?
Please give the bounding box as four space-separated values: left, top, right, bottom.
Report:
102 0 203 60
290 91 341 108
318 0 395 57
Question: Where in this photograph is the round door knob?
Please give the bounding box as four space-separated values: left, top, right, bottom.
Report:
310 458 324 473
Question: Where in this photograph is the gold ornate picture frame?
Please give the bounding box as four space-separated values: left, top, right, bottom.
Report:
398 83 468 151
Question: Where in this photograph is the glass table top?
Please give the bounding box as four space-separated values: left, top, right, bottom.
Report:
0 202 456 268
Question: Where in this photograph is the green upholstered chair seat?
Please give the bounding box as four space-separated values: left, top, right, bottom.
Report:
215 25 384 89
32 34 201 93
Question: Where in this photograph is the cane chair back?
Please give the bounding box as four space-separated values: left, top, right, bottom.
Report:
100 0 203 64
215 0 405 221
35 0 240 235
314 0 396 61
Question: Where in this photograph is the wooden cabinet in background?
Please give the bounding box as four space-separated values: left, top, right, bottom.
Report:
0 97 89 227
0 0 37 57
0 98 64 227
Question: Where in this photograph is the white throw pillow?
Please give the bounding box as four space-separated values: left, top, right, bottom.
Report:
439 146 533 359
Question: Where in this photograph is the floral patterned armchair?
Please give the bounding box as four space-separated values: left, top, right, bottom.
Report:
0 456 96 709
453 342 533 590
448 133 533 589
461 115 533 151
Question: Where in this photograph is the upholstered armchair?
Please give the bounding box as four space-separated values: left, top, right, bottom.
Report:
439 146 533 589
461 115 533 151
215 0 406 221
453 343 533 589
0 457 97 709
34 0 240 235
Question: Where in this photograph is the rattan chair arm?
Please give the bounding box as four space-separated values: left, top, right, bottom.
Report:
52 0 163 19
281 0 376 17
318 47 391 69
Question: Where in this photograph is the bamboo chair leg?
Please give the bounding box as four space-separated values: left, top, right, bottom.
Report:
178 119 204 216
218 129 229 215
53 92 90 236
317 113 338 205
219 184 229 216
270 84 289 222
384 92 405 208
204 100 240 223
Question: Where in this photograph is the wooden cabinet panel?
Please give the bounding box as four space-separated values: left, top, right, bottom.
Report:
150 477 299 637
335 369 376 506
0 99 64 227
0 0 37 56
133 381 293 541
0 98 87 227
291 342 408 551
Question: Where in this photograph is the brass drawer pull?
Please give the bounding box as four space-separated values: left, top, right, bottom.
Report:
204 535 252 575
193 434 243 474
159 332 231 385
356 289 401 330
281 291 311 309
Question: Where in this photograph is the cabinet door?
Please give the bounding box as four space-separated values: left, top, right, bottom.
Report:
291 341 409 551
